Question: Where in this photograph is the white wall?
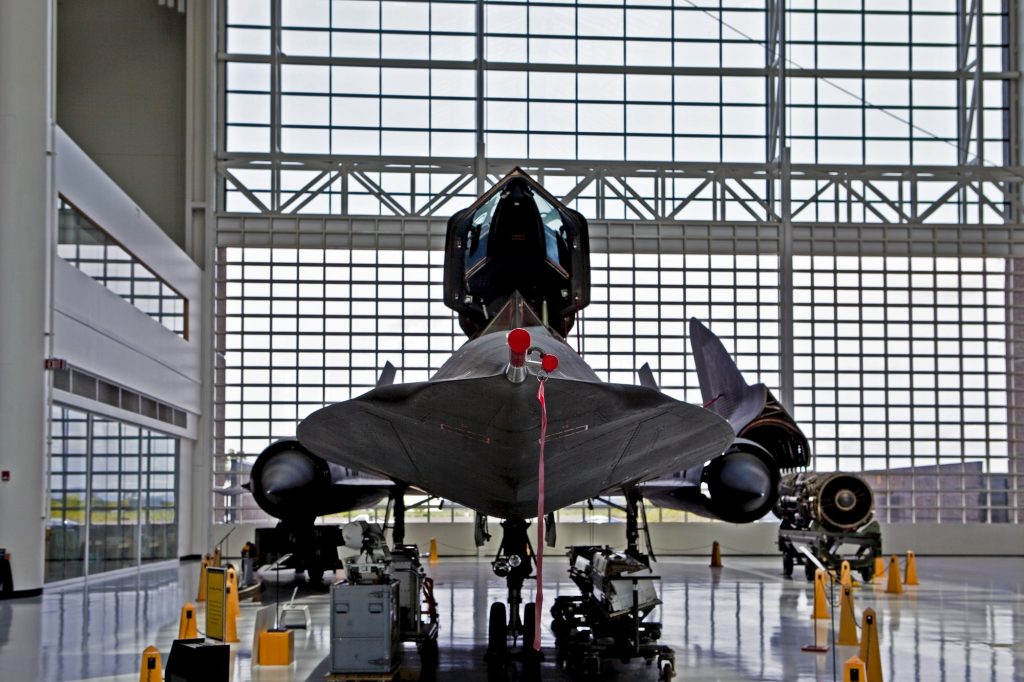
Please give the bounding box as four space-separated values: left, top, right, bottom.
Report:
0 0 52 595
53 128 205 558
55 0 186 248
53 128 202 412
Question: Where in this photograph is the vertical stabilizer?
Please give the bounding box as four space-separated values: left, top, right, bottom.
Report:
689 318 811 468
688 318 767 434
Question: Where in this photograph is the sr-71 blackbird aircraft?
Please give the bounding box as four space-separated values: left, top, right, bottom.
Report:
249 168 814 649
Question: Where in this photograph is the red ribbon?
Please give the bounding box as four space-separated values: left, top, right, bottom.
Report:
534 377 547 652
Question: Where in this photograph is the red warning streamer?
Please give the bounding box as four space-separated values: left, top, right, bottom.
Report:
534 377 547 652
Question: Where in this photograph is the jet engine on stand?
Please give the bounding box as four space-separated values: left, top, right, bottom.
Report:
773 471 881 581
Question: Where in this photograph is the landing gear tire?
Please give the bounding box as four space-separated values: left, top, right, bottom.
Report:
418 639 439 669
306 567 324 585
783 552 794 578
523 602 536 646
520 602 542 661
486 602 508 659
804 560 817 582
658 655 675 680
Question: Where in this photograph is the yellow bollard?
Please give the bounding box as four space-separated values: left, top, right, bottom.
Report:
212 547 222 568
258 629 295 665
178 602 198 640
904 550 919 585
225 567 240 643
873 555 885 581
859 608 883 682
195 556 209 603
429 538 439 564
843 655 867 682
885 556 903 595
709 541 723 568
839 560 853 589
836 585 859 646
138 645 162 682
811 569 830 620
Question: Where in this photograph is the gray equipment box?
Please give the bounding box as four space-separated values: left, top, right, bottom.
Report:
329 580 401 674
390 546 422 637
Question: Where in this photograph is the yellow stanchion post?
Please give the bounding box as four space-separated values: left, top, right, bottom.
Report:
839 560 853 589
178 603 198 639
904 550 919 586
212 547 222 568
873 555 885 582
859 608 883 682
811 569 830 620
885 556 903 595
709 541 723 568
836 585 859 646
225 567 240 643
138 645 162 682
429 538 439 564
258 629 295 666
195 555 209 603
843 655 867 682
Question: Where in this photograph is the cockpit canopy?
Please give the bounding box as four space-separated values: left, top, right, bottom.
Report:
443 168 590 338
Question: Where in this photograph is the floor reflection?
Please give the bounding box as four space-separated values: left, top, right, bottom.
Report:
0 557 1019 681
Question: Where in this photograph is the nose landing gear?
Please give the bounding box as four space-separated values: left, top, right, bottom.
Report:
485 518 541 661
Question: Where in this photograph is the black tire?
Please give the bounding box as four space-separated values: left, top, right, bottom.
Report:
418 639 439 669
860 568 874 583
487 602 508 656
804 560 817 582
306 567 324 584
523 602 536 649
783 553 794 578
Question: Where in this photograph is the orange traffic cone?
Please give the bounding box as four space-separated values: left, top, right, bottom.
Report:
811 569 830 620
843 655 867 681
178 603 198 640
859 608 883 681
885 556 903 595
839 560 853 589
904 550 919 585
873 555 885 581
710 541 723 568
195 556 209 602
225 568 240 643
836 585 859 646
138 645 162 682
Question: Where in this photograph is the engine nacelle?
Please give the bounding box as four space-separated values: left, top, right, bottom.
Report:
737 398 810 470
645 440 781 524
773 471 874 532
702 440 781 523
249 439 334 522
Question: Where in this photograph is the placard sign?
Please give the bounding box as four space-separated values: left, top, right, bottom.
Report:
205 566 227 641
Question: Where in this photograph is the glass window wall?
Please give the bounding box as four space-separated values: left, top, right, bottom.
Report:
46 406 179 582
57 198 188 338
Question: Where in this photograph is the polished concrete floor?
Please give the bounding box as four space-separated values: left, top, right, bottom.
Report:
0 555 1022 681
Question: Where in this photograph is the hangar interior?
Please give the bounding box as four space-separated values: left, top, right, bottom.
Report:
0 0 1022 680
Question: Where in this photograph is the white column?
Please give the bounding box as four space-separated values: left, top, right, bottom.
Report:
184 0 217 555
0 0 53 593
